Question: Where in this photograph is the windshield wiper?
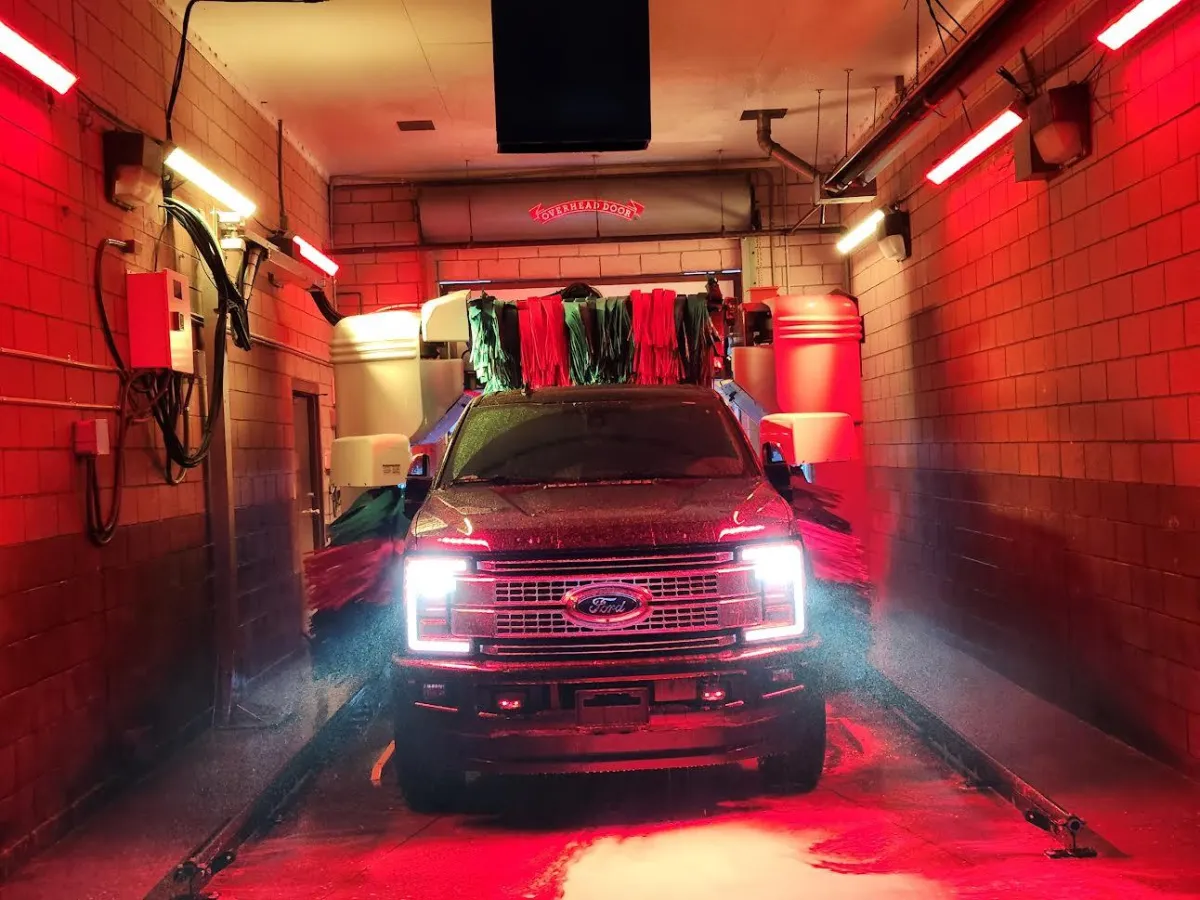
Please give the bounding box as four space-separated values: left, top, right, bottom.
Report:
450 474 538 486
572 474 669 483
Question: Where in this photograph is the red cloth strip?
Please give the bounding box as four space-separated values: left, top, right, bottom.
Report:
631 288 680 384
518 294 570 388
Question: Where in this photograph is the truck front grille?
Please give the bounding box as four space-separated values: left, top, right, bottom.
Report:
495 603 721 636
493 573 720 604
453 549 761 656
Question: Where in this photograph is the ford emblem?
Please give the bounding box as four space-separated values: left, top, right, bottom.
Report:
563 582 652 627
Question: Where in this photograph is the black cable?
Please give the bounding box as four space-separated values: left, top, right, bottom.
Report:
150 196 256 471
78 90 141 134
86 371 170 546
310 287 343 325
277 119 288 233
932 0 966 33
94 238 132 370
928 0 951 56
164 196 252 350
166 1 329 143
166 0 201 142
1082 52 1107 85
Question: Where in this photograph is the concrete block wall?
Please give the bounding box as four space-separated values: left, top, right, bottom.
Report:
430 238 744 287
0 0 332 865
750 168 848 296
329 176 845 310
848 0 1200 767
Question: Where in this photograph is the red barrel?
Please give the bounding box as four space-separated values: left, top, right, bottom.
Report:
772 293 863 421
772 293 867 549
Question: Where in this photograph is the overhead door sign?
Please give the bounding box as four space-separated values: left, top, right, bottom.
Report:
528 198 645 224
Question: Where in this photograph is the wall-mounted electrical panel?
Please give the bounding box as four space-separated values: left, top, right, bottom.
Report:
127 269 195 374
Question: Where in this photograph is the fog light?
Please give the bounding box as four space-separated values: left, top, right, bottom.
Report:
700 682 728 704
421 683 447 701
495 692 525 712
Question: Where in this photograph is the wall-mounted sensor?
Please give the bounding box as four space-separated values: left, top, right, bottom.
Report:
878 210 911 262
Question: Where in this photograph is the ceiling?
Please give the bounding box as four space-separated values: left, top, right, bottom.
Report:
169 0 983 179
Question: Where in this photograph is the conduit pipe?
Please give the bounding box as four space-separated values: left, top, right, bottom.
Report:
755 112 820 181
823 0 1043 193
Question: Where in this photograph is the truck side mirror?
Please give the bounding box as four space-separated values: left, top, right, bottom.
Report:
409 453 430 478
404 453 433 517
762 442 793 501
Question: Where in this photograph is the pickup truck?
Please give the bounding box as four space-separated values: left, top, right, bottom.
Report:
393 383 825 811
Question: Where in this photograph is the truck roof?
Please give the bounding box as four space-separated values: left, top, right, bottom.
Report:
472 384 722 407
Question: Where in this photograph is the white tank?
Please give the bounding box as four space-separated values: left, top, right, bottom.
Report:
331 309 465 441
332 310 425 439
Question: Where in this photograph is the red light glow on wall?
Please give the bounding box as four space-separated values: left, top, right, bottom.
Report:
293 235 340 277
0 17 77 94
1098 0 1184 49
926 109 1024 185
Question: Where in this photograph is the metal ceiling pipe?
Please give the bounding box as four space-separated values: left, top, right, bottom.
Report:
333 158 782 188
755 112 820 181
332 224 842 256
823 0 1044 193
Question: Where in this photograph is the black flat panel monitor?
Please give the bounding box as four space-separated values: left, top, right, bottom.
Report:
491 0 651 154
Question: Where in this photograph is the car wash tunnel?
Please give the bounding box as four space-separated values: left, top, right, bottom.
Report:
2 0 1200 897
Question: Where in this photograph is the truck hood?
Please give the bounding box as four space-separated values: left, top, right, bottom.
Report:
410 479 794 554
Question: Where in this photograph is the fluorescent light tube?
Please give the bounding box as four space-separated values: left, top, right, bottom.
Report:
0 17 77 94
1099 0 1184 49
293 235 340 277
164 147 257 218
926 109 1024 185
837 209 886 255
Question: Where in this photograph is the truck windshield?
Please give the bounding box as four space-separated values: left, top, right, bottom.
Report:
442 399 756 485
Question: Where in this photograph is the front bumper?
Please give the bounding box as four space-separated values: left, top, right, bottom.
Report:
392 638 821 774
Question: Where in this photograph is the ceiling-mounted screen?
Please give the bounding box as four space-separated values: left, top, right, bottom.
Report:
491 0 651 154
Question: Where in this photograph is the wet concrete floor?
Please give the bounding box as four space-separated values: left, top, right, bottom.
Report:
207 691 1200 899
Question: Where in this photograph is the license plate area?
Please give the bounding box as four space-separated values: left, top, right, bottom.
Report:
575 688 650 726
653 678 698 703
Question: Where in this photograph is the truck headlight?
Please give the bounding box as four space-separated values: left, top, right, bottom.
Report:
741 542 806 642
403 556 471 654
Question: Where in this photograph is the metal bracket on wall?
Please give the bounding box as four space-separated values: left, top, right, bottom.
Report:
215 699 296 731
869 671 1112 860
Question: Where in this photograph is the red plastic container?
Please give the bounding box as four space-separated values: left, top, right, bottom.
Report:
771 293 867 554
772 293 863 421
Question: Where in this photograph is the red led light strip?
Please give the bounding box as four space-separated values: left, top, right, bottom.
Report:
0 17 77 94
293 235 340 277
926 109 1024 185
1098 0 1184 49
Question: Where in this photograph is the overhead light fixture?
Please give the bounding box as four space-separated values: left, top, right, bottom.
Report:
163 146 257 218
837 208 886 255
293 235 339 277
926 108 1025 185
1099 0 1184 49
0 17 77 94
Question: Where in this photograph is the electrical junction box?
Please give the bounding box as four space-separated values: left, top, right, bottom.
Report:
1016 83 1092 181
73 419 111 457
1031 83 1091 165
126 269 195 374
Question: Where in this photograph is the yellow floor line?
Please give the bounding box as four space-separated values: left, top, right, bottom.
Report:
370 740 395 786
